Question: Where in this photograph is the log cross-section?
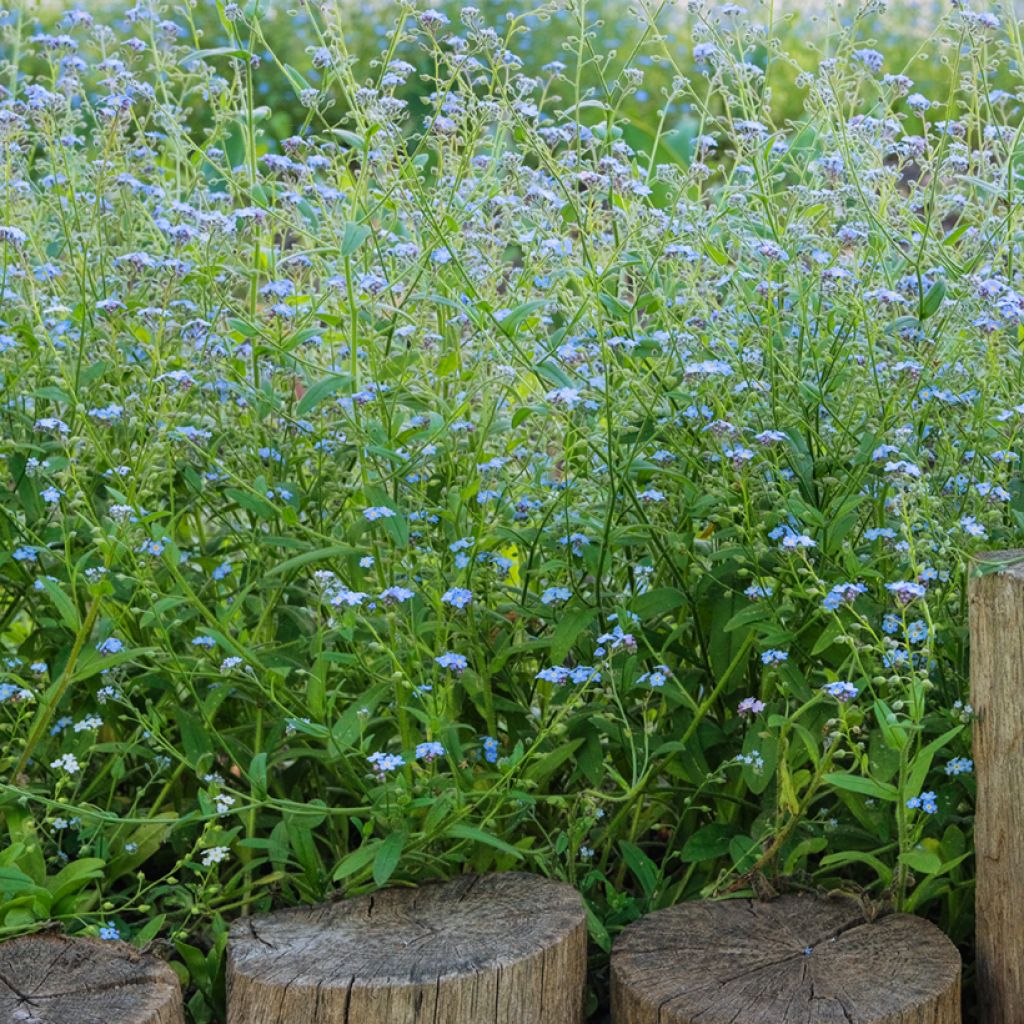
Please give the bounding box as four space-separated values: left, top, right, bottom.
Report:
0 933 184 1024
611 895 961 1024
227 872 587 1024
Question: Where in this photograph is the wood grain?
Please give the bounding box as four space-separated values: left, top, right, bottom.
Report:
0 933 184 1024
611 894 960 1023
227 871 587 1024
970 550 1024 1024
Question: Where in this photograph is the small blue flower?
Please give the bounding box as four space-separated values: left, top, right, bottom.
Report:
906 790 938 814
435 652 468 672
442 587 473 610
415 741 445 762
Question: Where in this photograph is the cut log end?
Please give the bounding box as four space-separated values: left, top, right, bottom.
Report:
227 871 587 1024
611 895 961 1024
0 933 184 1024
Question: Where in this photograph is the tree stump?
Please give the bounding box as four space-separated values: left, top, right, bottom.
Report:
611 895 961 1024
227 872 587 1024
0 933 184 1024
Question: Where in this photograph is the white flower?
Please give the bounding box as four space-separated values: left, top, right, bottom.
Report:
50 753 80 774
201 846 231 867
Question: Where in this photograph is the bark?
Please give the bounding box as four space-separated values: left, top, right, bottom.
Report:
227 871 587 1024
970 550 1024 1024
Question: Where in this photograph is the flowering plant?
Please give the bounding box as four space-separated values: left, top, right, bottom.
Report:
0 0 1004 1016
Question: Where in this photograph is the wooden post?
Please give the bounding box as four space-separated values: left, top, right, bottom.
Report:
0 933 184 1023
227 872 587 1024
970 550 1024 1023
611 894 961 1024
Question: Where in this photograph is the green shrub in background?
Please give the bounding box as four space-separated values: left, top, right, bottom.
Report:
1 0 1018 1018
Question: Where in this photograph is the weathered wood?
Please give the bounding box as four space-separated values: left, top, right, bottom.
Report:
0 933 184 1024
970 550 1024 1024
611 894 960 1024
227 871 587 1024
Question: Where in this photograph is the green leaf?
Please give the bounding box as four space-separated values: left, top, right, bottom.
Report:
332 840 378 882
226 488 276 519
920 279 946 319
873 698 909 752
900 847 943 875
823 772 898 801
633 587 687 620
46 857 105 906
226 317 259 337
248 752 268 800
372 830 406 886
445 824 524 859
819 850 892 882
132 914 167 947
905 725 963 798
266 544 359 577
0 866 45 896
619 841 658 897
340 221 371 257
704 241 729 265
497 300 547 335
177 709 214 769
728 835 760 872
37 577 80 631
283 63 309 94
680 824 739 862
811 619 845 656
331 683 389 750
549 607 598 664
526 739 584 786
181 47 250 65
296 375 351 416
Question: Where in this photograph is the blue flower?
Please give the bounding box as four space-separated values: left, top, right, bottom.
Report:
367 751 405 777
822 681 859 702
906 790 938 814
441 587 473 610
435 652 468 672
415 741 445 762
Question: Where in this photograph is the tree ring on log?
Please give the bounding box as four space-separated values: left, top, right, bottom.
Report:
611 894 961 1024
227 871 587 1024
0 933 184 1024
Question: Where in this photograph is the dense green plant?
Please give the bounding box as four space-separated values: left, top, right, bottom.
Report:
0 0 1017 1017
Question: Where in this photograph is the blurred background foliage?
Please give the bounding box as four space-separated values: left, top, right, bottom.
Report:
13 0 1015 162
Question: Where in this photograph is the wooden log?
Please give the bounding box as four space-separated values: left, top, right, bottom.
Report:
227 871 587 1024
970 550 1024 1024
0 933 184 1024
611 894 961 1024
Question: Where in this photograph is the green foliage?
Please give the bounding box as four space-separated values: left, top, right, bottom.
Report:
0 0 1006 1018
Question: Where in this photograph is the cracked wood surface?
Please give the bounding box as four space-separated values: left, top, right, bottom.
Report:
610 895 960 1024
226 871 587 1024
970 551 1024 1024
0 933 184 1024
